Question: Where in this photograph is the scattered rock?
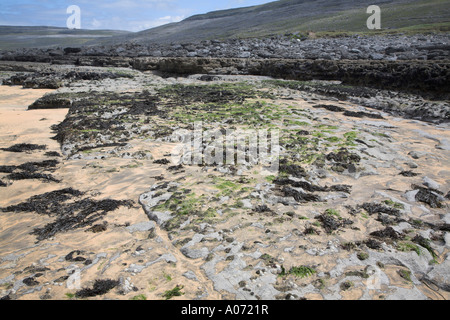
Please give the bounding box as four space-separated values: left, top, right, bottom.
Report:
423 256 450 291
422 177 441 190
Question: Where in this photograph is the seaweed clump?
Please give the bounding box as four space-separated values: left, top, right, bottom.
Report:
1 188 134 241
370 227 403 240
326 148 361 173
317 214 342 234
75 279 119 298
281 186 321 203
359 203 401 216
0 143 47 153
6 172 60 183
0 160 60 184
412 185 444 208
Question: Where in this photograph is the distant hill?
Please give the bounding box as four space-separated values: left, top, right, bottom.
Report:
96 0 450 45
1 0 449 50
0 26 131 50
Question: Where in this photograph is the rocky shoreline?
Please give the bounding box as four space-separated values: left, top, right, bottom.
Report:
2 34 449 61
2 60 449 124
1 34 449 102
0 33 449 300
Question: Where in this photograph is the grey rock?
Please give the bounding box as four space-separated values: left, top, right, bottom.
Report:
126 221 155 233
405 162 418 169
408 151 422 159
237 52 251 58
119 277 135 294
423 254 450 292
444 233 450 248
422 177 441 190
180 234 209 259
370 53 385 60
183 271 199 281
125 253 177 273
145 211 173 227
437 139 450 151
385 287 428 300
405 190 419 202
181 247 209 259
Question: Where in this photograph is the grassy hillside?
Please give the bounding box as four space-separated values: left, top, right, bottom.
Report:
112 0 450 44
1 0 449 49
0 26 131 50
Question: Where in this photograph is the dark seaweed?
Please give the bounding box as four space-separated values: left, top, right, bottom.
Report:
281 186 321 203
412 185 444 208
1 188 84 215
167 164 184 172
399 170 420 177
153 158 171 165
317 214 341 234
0 165 17 173
343 110 384 119
31 198 134 241
23 277 39 286
279 163 307 178
0 160 59 184
312 104 346 112
360 203 401 216
252 204 274 214
1 188 133 241
274 177 351 194
44 151 61 157
326 149 361 165
6 172 60 183
18 160 59 172
0 143 47 153
65 250 87 262
364 239 383 250
370 227 403 240
75 279 119 298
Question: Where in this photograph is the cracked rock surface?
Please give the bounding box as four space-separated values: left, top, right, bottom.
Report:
0 61 449 300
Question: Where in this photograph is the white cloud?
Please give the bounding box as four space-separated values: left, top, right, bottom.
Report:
128 14 185 32
91 18 102 28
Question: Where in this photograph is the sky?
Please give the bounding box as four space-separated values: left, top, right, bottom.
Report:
0 0 275 32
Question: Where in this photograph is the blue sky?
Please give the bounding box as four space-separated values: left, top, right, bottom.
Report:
0 0 275 32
